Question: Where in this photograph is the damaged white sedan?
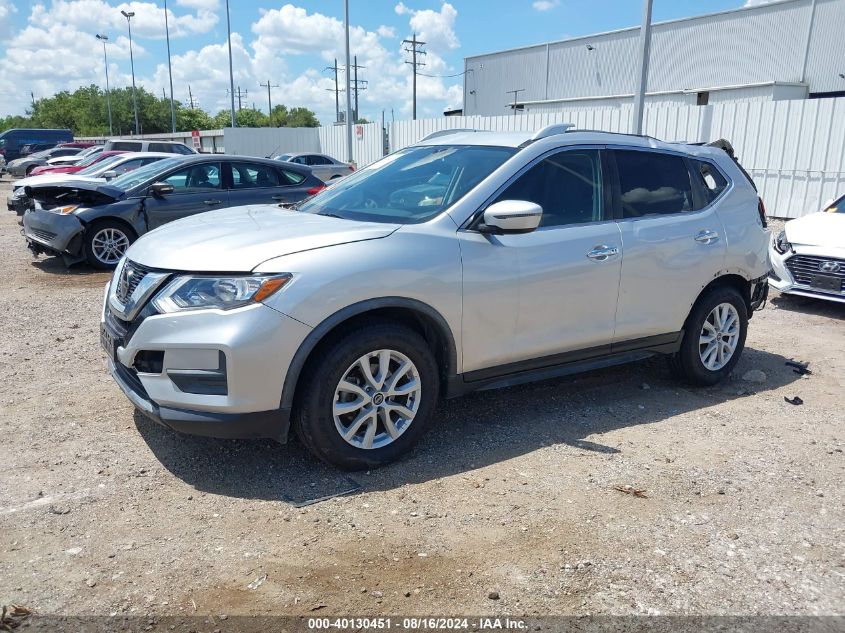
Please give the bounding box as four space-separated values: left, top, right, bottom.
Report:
769 195 845 304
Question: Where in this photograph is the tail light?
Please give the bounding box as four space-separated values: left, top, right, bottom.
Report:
307 184 326 196
757 197 768 228
348 164 355 172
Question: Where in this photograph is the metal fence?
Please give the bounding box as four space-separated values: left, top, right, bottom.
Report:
388 98 845 219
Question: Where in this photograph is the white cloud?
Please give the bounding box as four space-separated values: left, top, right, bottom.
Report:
0 1 464 123
532 0 560 11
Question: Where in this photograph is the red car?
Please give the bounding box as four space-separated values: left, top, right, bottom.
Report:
29 150 126 177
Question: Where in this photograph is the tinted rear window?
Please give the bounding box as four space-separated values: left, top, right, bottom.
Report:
110 141 142 151
615 150 694 217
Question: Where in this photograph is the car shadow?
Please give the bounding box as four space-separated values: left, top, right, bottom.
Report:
770 291 845 320
135 345 802 505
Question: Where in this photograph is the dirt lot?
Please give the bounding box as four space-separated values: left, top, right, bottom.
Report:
0 176 843 620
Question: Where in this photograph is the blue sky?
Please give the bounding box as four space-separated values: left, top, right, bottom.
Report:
0 1 758 123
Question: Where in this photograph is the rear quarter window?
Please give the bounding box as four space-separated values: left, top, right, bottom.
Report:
693 160 729 207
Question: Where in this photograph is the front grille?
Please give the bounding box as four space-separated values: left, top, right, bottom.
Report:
30 228 57 242
785 254 845 292
116 260 153 305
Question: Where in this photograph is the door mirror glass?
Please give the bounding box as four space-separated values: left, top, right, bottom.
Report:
149 182 175 197
481 200 542 234
102 170 117 180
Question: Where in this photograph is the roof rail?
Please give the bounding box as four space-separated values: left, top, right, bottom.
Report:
419 128 478 142
530 123 575 140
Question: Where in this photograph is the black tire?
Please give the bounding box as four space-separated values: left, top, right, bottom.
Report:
25 165 36 176
82 219 136 270
293 322 440 470
670 285 748 386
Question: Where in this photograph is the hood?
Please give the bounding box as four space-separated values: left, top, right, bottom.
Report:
13 174 103 191
32 165 79 176
127 205 401 272
785 212 845 248
25 180 124 208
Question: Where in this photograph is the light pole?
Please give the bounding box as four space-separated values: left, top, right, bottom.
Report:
164 0 176 133
121 10 140 136
632 0 653 135
344 0 353 164
95 34 113 135
225 0 236 127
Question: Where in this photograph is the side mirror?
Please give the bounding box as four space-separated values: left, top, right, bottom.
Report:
102 170 117 180
149 182 174 197
479 200 542 234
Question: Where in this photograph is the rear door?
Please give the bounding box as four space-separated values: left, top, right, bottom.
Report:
610 148 727 343
227 160 313 206
143 161 227 229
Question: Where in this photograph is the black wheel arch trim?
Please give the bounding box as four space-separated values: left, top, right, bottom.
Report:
279 297 459 411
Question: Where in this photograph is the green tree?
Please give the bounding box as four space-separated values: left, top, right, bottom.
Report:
177 108 213 131
285 107 319 128
235 108 268 128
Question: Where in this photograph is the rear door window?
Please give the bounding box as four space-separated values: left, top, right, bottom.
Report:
229 162 282 188
614 150 694 217
149 142 173 153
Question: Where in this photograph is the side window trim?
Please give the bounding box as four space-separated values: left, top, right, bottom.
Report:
461 144 610 231
691 157 733 211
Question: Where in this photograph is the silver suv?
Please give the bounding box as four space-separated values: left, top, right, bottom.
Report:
101 126 771 469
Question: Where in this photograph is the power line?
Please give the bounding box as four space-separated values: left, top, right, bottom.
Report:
349 55 367 123
418 69 471 78
227 86 248 111
402 32 426 120
324 59 343 123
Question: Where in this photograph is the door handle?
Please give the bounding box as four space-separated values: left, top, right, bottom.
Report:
586 245 620 261
272 195 286 201
694 229 720 244
203 199 222 206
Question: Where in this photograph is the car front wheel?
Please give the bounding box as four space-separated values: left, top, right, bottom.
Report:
294 322 440 470
670 286 748 386
83 220 135 269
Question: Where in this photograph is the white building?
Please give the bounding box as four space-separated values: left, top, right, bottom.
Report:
462 0 845 116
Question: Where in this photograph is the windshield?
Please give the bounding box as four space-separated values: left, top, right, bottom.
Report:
79 154 123 175
298 145 516 224
109 157 183 190
275 154 292 161
825 195 844 214
75 151 107 169
30 149 52 159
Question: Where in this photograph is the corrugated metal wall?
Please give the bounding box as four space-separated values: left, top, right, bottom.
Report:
318 123 384 168
465 0 843 116
222 127 320 158
388 98 845 219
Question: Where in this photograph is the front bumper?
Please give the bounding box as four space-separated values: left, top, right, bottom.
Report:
22 208 84 256
102 288 312 441
769 243 845 304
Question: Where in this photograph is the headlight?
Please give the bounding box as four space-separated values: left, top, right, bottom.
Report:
773 230 792 255
152 274 291 313
57 205 79 215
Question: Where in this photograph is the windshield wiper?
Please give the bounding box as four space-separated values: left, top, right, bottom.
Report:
316 211 344 219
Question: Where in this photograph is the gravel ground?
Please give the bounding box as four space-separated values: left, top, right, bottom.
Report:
0 176 843 619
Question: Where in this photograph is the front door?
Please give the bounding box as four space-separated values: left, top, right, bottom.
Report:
610 149 728 342
459 148 622 376
144 161 227 230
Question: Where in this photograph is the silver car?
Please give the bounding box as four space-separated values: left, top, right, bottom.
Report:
102 126 771 469
273 152 354 182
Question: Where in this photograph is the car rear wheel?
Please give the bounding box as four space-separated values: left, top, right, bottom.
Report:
670 286 748 386
83 220 135 270
293 322 440 470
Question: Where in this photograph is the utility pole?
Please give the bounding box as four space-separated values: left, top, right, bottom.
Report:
632 0 653 135
506 88 526 116
350 55 367 122
325 59 341 123
188 85 195 109
402 33 426 120
30 92 35 108
228 87 248 110
259 79 279 123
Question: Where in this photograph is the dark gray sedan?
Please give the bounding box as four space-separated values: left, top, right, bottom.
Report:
22 155 324 269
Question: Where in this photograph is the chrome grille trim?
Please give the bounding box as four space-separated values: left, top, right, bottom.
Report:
784 254 845 293
107 258 170 321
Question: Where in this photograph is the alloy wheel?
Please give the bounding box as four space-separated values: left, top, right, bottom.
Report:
699 302 740 371
332 349 422 450
90 228 130 265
